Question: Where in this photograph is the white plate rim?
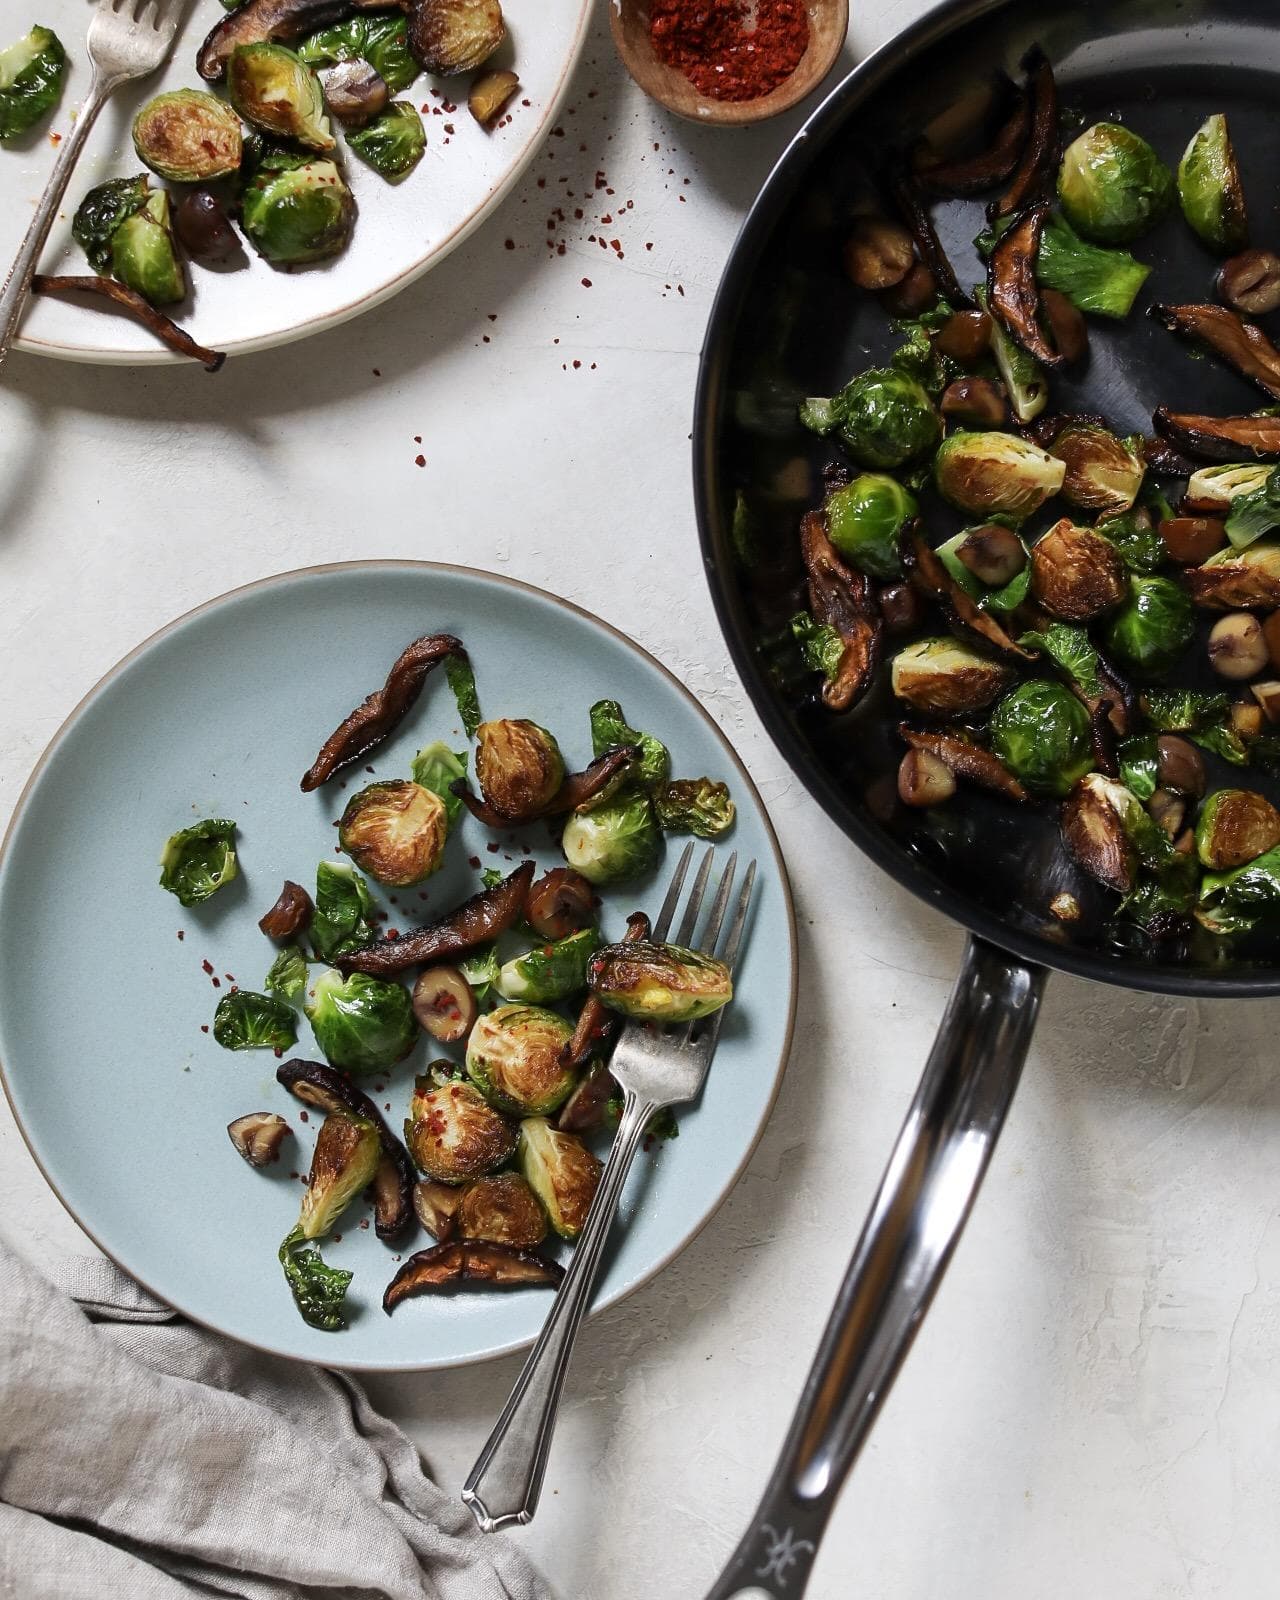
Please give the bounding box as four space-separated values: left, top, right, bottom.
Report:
0 559 799 1370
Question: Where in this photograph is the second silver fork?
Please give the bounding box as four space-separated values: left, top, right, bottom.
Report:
462 842 756 1533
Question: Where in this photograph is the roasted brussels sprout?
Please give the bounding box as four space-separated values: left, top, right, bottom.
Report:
466 1004 577 1116
889 638 1014 716
1030 519 1129 622
112 187 185 307
586 939 732 1022
654 778 736 838
409 0 505 76
1197 845 1280 934
475 719 565 821
1095 508 1165 575
934 431 1065 520
0 24 65 140
1048 425 1145 515
1035 213 1151 319
496 929 598 1005
830 368 941 469
1186 539 1280 610
822 474 916 579
410 742 468 828
227 42 333 150
297 1109 380 1240
279 1226 352 1331
72 175 150 273
228 1110 292 1168
310 860 375 961
989 679 1094 797
1178 114 1248 254
159 818 238 906
457 1172 547 1248
1104 577 1195 678
404 1073 516 1184
266 944 309 1002
132 90 243 182
240 154 354 265
303 967 416 1074
589 699 669 790
1195 789 1280 870
338 779 447 886
517 1117 602 1241
213 988 298 1051
562 789 661 886
1058 121 1173 244
1061 772 1141 892
1223 467 1280 550
298 13 420 93
348 102 425 180
411 965 477 1042
1185 463 1272 516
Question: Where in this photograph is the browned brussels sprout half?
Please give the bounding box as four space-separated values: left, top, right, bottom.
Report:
1179 115 1249 254
587 939 732 1023
339 779 448 886
227 1111 291 1168
1196 789 1280 870
383 1241 563 1312
518 1118 602 1241
458 1172 548 1247
475 719 565 822
228 42 334 150
1061 773 1139 893
404 1074 516 1184
409 0 505 76
466 1004 578 1115
1030 519 1129 622
241 157 354 266
297 1110 380 1240
935 432 1065 520
1048 425 1146 515
889 638 1014 717
132 90 242 182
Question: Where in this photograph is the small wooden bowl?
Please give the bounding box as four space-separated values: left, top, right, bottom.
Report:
610 0 850 127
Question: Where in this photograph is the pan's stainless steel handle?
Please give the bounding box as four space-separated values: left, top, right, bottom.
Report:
704 935 1045 1600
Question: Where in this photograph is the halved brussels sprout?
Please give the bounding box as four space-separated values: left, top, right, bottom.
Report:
404 1074 516 1183
241 155 354 264
0 24 66 141
1195 789 1280 870
562 789 661 885
1184 463 1272 515
1178 114 1248 254
409 0 505 76
338 779 447 886
1061 772 1140 892
348 102 425 181
831 368 941 469
159 818 237 906
1030 519 1129 622
496 929 598 1005
1186 539 1280 611
79 180 185 307
1048 425 1145 515
213 988 298 1051
654 778 736 838
823 473 916 578
586 939 732 1023
1104 576 1195 678
989 679 1094 798
72 175 150 273
934 431 1065 520
132 90 243 182
227 42 334 150
1058 121 1173 244
890 637 1014 716
1197 845 1280 934
517 1117 602 1241
297 1110 380 1239
475 719 565 821
457 1171 548 1248
304 967 416 1074
466 1004 577 1115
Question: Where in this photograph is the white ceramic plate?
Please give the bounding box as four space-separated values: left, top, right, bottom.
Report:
0 0 590 363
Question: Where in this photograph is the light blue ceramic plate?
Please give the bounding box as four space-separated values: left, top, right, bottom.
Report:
0 563 796 1370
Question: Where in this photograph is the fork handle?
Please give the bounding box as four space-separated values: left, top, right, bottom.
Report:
704 937 1045 1599
462 1087 660 1531
0 69 121 371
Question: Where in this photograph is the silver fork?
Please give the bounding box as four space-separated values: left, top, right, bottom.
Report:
0 0 185 369
462 843 757 1532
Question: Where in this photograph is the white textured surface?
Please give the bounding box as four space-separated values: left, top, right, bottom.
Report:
4 3 1280 1596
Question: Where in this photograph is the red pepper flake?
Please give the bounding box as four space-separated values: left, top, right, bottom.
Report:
359 1218 370 1230
413 435 421 444
211 976 221 988
200 1023 209 1033
487 312 497 321
581 277 592 287
387 928 399 938
487 841 501 853
573 359 581 369
224 973 235 983
299 1110 309 1123
645 242 654 251
414 454 426 467
373 367 381 376
468 854 481 868
504 238 515 250
201 959 214 975
332 1233 342 1244
177 930 185 941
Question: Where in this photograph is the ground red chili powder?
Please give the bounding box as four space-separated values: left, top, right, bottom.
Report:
649 0 809 102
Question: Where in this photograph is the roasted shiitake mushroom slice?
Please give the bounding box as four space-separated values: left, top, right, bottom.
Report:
227 1111 291 1168
525 867 596 940
383 1242 563 1312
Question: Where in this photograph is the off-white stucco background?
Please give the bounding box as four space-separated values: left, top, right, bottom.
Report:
3 3 1279 1595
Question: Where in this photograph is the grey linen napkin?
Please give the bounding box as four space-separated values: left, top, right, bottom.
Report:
0 1235 552 1600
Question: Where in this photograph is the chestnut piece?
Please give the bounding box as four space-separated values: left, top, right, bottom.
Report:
1232 701 1265 738
953 524 1026 588
843 217 915 291
1155 735 1206 798
259 879 313 940
1148 788 1186 840
1041 288 1088 364
897 748 956 808
1208 612 1268 679
940 376 1008 428
878 260 937 318
1252 680 1280 723
935 310 992 364
411 966 478 1043
876 582 924 634
1159 516 1226 565
1263 611 1280 670
174 187 239 261
1218 249 1280 317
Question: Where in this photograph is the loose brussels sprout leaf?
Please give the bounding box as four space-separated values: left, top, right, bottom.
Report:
1224 467 1280 549
789 612 845 684
227 42 334 151
310 861 375 961
458 943 500 1000
299 14 419 93
889 320 956 400
1057 121 1174 244
72 175 150 274
1036 214 1150 319
1178 114 1248 254
989 679 1094 797
1016 621 1107 700
241 157 354 265
348 102 425 180
339 779 447 886
1193 721 1250 767
159 818 238 906
1197 845 1280 935
974 284 1047 423
0 25 66 141
934 431 1065 520
266 943 309 1002
297 1110 381 1239
587 939 732 1022
445 653 482 737
798 396 837 435
404 1074 516 1183
1104 576 1195 678
475 720 565 821
890 637 1014 716
1185 463 1271 515
823 473 916 579
517 1117 602 1241
279 1226 352 1331
466 1003 577 1115
496 929 599 1005
654 778 736 838
1195 789 1280 870
936 528 1031 613
1116 734 1159 801
132 90 243 182
111 189 185 307
590 700 669 790
457 1171 548 1248
1095 509 1165 574
1142 688 1231 734
410 743 468 829
213 988 298 1051
304 966 416 1074
561 789 661 886
830 368 941 469
480 866 503 890
1049 426 1146 515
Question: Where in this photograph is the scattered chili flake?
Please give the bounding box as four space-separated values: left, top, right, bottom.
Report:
299 1110 309 1123
224 973 235 983
200 1023 209 1033
504 238 515 250
581 277 592 287
201 959 214 975
211 976 221 988
415 454 426 467
468 854 481 868
177 930 185 941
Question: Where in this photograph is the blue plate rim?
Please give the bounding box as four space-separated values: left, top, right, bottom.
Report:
0 559 799 1371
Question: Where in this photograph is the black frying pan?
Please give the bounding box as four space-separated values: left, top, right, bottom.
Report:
692 1 1280 1593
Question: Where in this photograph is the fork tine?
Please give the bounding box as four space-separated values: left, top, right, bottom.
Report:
673 847 714 946
697 852 737 954
650 842 694 942
697 862 757 1051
